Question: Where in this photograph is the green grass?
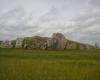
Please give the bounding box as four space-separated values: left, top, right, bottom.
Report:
0 48 100 80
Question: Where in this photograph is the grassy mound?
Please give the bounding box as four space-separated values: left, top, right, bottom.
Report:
0 48 100 80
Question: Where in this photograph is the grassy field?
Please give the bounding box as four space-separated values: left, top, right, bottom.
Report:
0 48 100 80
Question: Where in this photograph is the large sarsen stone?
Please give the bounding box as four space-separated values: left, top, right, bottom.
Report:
49 33 66 50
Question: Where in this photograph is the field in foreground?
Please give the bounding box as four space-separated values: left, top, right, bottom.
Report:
0 48 100 80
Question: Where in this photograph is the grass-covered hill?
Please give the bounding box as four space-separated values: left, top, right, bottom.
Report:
0 33 95 49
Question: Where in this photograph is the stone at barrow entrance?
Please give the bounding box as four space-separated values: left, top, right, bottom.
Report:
50 33 67 50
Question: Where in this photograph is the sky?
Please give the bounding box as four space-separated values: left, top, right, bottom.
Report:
0 0 100 45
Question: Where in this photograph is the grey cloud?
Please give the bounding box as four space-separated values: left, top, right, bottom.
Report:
68 8 100 44
89 0 100 7
0 0 100 45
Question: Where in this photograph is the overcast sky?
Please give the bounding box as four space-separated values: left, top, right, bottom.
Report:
0 0 100 45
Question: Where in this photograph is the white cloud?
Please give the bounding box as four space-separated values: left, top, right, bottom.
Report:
0 0 100 45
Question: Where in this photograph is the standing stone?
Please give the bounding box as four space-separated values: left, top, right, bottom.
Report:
40 37 49 50
15 38 24 48
33 36 49 50
50 33 66 50
0 40 13 48
23 37 34 49
23 36 49 50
